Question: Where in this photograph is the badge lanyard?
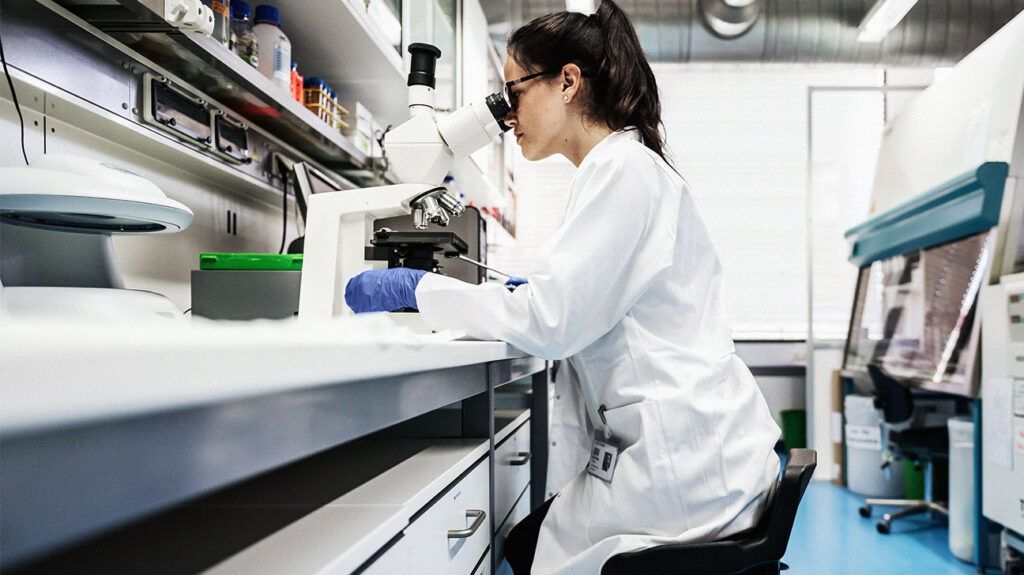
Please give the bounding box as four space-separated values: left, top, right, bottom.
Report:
587 404 621 483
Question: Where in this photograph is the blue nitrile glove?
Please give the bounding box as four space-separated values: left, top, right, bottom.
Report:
345 268 427 313
505 276 528 288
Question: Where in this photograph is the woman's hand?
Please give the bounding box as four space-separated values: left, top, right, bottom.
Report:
345 268 427 313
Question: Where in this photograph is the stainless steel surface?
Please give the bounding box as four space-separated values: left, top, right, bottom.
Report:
491 0 1024 64
699 0 761 39
7 0 353 197
411 190 467 228
49 0 369 169
447 509 487 539
437 191 466 217
3 0 132 118
191 270 301 320
123 33 368 169
489 356 547 388
418 195 447 226
413 206 429 229
458 254 513 279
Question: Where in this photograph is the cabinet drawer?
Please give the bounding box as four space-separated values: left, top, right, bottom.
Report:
363 458 490 574
495 487 531 565
494 420 531 530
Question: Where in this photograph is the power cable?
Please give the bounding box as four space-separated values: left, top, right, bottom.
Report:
0 2 30 166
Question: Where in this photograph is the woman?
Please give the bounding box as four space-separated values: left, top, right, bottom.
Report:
345 1 782 572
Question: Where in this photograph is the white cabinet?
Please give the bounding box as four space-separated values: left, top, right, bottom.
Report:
494 420 531 530
207 441 489 575
363 458 491 574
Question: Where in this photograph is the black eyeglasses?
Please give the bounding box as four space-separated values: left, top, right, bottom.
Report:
504 70 556 112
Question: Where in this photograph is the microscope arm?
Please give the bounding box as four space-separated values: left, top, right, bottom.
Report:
297 183 436 319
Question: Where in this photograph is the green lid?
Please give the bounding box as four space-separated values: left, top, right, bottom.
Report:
199 252 304 271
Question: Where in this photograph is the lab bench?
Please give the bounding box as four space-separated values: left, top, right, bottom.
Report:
0 321 549 573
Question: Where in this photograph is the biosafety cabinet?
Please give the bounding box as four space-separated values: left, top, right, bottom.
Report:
843 9 1024 563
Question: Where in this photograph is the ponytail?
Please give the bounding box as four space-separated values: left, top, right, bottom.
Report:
508 0 672 167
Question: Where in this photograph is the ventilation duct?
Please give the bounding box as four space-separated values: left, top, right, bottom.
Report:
699 0 762 39
506 0 1024 64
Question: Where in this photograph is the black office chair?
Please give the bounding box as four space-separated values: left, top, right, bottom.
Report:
857 364 949 534
601 449 816 575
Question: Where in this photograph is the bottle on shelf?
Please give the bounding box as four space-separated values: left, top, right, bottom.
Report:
303 77 329 122
229 0 259 68
206 0 231 47
253 5 292 91
290 61 303 103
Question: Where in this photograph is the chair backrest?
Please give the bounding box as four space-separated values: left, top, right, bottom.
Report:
600 449 817 575
867 364 914 424
754 448 817 559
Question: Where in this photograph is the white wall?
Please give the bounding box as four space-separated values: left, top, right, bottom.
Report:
498 64 888 337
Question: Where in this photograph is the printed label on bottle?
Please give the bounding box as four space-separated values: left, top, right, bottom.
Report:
274 46 284 75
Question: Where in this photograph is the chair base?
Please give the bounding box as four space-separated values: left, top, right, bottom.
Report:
859 499 948 534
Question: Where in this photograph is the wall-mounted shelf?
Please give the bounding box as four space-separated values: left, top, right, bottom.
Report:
56 0 409 169
143 32 370 168
267 0 408 127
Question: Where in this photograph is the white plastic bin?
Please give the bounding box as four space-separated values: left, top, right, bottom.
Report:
845 394 904 497
947 416 1000 565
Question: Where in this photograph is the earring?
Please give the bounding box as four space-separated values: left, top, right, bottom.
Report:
564 96 569 103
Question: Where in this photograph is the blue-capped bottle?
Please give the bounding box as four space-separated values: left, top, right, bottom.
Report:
253 5 291 90
230 0 259 68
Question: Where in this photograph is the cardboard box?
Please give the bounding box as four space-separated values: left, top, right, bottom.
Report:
832 369 846 487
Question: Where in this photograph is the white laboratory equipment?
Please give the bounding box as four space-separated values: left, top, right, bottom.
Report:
0 153 194 322
297 43 510 320
980 276 1024 540
162 0 215 36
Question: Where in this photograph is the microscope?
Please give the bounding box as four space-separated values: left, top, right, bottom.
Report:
298 43 511 320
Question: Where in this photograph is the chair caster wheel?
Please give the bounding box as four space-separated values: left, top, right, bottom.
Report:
876 522 890 535
858 505 872 518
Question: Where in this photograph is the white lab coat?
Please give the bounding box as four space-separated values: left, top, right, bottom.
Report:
416 129 781 574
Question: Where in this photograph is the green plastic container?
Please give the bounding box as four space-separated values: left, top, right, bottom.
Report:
903 460 925 500
780 409 807 450
199 252 304 271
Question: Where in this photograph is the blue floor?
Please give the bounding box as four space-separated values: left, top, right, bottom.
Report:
785 482 984 575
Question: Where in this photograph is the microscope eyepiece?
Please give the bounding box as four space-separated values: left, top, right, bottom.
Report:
485 93 512 132
407 43 442 89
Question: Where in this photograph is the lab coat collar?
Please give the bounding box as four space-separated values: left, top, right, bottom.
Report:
579 127 641 170
560 128 642 224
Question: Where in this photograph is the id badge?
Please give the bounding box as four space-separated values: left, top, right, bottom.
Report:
587 432 621 483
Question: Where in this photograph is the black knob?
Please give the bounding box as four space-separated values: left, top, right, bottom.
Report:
407 43 442 88
485 92 512 132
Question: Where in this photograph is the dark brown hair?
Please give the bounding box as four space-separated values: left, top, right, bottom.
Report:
508 0 671 167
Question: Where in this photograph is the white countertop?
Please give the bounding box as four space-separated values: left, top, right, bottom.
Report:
0 315 525 435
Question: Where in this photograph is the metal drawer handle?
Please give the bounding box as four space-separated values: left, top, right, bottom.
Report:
509 452 531 466
447 509 486 539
